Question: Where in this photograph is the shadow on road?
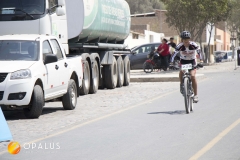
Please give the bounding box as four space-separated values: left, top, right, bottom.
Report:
3 107 63 120
148 110 186 115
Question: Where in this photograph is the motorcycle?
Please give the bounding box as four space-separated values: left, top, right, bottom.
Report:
143 51 167 73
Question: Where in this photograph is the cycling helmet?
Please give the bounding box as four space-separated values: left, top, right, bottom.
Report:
180 31 191 39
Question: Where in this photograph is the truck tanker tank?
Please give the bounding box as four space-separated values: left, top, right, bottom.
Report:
65 0 131 44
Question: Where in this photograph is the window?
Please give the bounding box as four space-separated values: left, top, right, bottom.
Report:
135 45 153 54
51 39 63 59
134 46 145 54
0 0 45 15
132 33 139 39
48 0 57 13
42 40 53 61
155 44 160 50
0 40 39 61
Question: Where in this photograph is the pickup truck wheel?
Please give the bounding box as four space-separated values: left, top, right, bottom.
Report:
89 61 99 94
80 61 90 95
123 56 130 86
23 85 44 119
105 56 118 89
62 79 77 110
116 56 124 87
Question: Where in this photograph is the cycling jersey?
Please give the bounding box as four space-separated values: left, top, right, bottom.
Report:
171 41 202 62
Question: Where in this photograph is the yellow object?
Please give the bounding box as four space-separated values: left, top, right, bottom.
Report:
8 142 21 155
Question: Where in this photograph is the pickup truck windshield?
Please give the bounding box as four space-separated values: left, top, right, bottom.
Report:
0 0 45 15
0 40 39 61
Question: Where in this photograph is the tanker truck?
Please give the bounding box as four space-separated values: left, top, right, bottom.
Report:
0 0 131 95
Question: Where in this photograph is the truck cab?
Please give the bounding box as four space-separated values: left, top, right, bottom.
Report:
0 0 68 52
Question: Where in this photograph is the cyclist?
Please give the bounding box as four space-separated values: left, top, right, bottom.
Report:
171 31 203 102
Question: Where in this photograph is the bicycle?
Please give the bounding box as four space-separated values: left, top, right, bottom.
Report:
181 63 202 114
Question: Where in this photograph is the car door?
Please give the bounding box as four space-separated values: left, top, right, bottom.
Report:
43 40 60 97
50 39 69 92
133 45 153 69
131 46 145 69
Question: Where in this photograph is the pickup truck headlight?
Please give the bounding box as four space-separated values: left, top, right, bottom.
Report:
10 69 31 80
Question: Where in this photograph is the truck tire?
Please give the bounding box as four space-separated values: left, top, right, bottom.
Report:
80 61 90 95
98 67 105 89
23 85 44 119
116 56 124 87
89 61 99 94
62 79 77 110
123 56 130 86
104 56 118 89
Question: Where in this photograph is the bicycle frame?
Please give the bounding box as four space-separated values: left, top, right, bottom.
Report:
181 64 194 114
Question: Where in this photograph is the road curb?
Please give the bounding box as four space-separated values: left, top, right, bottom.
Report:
130 75 206 82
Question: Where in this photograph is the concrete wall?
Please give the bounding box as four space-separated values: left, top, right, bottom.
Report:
215 28 224 51
124 30 164 49
124 33 145 49
131 10 179 38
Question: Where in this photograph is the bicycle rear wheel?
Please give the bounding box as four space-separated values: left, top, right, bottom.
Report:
183 77 190 114
143 61 153 73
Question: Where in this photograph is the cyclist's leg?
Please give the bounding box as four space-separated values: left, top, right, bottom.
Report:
179 70 183 84
190 59 197 95
190 69 197 95
179 59 183 84
190 59 199 102
179 59 184 94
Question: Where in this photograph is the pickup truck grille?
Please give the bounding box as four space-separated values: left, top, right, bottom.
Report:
0 91 4 100
0 73 8 83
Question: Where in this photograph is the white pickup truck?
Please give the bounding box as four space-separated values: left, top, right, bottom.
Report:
0 34 83 118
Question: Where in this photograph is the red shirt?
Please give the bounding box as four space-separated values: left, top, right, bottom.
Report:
157 43 170 56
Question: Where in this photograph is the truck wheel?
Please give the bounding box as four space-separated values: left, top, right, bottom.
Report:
105 56 118 89
116 56 124 87
80 61 90 95
89 61 99 94
23 85 44 119
123 56 130 86
62 79 77 110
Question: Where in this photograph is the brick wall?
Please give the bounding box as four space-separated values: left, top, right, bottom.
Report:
131 10 179 38
154 10 179 37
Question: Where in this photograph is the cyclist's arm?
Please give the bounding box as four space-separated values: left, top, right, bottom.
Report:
196 49 203 61
171 51 179 62
191 41 203 61
171 43 183 62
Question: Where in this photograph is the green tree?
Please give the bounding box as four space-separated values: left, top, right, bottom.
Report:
227 0 240 46
161 0 232 63
125 0 165 14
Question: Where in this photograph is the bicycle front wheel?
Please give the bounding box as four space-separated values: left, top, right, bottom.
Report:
143 61 153 73
183 77 190 114
190 97 194 111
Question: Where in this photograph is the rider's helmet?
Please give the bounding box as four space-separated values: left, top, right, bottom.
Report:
180 31 191 39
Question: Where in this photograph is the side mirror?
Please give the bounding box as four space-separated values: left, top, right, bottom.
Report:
56 7 66 16
58 0 65 6
132 51 137 55
44 54 58 65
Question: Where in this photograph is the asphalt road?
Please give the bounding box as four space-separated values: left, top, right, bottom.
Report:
1 69 240 160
